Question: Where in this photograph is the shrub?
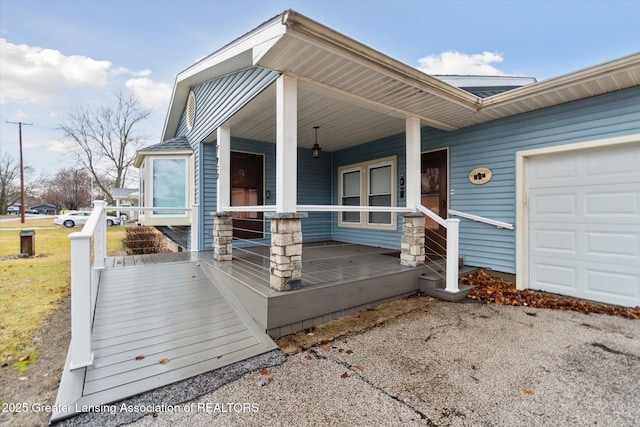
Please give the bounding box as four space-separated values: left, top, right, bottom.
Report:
122 226 168 255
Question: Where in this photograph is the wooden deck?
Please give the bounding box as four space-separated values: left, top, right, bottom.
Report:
52 260 276 422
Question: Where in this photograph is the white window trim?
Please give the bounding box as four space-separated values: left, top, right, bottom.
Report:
338 155 397 230
339 166 363 225
149 155 190 217
367 160 395 227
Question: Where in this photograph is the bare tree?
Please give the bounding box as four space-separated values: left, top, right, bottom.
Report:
0 151 46 215
58 92 150 203
42 168 93 210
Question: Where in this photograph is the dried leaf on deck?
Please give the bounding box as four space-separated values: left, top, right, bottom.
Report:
135 355 145 361
159 358 170 364
341 372 350 379
522 388 535 395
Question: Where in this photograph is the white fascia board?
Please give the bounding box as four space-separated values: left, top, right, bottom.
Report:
162 15 287 141
279 10 480 111
481 52 640 108
134 150 192 168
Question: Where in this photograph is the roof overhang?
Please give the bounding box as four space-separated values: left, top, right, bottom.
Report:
161 9 640 145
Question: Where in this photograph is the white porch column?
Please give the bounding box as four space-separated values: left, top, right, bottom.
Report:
276 75 297 213
217 126 231 212
405 117 421 211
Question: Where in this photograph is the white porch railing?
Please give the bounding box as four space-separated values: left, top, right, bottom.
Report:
416 204 460 293
448 209 514 230
68 200 107 369
67 203 199 370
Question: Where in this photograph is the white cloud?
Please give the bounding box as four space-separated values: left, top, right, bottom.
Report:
417 51 506 75
125 77 172 111
0 38 112 105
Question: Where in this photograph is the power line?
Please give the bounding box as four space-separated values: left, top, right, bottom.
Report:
6 121 33 224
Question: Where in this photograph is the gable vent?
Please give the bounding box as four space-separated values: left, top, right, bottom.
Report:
186 91 196 131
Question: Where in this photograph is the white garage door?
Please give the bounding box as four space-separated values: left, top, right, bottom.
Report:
528 142 640 307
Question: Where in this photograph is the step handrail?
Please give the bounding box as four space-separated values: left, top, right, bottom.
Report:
448 209 514 230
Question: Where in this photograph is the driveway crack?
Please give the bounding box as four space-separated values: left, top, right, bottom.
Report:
308 349 438 426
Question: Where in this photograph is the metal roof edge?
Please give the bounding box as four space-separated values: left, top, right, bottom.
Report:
480 52 640 108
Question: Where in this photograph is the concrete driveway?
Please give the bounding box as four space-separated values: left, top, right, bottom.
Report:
64 300 640 426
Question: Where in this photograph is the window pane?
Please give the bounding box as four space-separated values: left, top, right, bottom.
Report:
343 171 360 196
153 158 186 215
369 211 391 224
342 196 360 223
369 165 391 194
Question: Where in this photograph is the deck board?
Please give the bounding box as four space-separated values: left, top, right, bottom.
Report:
53 259 277 422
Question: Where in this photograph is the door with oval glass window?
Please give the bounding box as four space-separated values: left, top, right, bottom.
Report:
421 149 447 259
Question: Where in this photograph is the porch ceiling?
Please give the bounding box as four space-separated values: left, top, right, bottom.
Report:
222 80 411 151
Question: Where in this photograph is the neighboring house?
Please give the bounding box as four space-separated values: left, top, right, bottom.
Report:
110 187 139 222
137 9 640 307
29 204 58 215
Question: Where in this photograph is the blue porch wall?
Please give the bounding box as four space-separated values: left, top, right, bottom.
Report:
331 137 407 250
199 138 333 249
331 86 640 273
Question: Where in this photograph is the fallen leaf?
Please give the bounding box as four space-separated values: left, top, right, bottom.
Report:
159 358 170 364
352 364 364 372
260 376 273 386
135 355 145 361
340 372 349 379
345 349 354 355
304 355 313 360
522 388 534 395
19 354 30 362
259 368 271 376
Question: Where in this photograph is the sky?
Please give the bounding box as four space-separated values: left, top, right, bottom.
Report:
1 0 639 181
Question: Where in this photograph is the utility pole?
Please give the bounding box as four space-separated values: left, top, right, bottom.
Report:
7 121 33 224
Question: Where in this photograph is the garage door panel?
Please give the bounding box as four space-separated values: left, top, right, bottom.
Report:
530 260 577 292
586 268 639 301
528 141 640 307
530 229 576 254
530 192 577 219
584 186 640 218
586 231 639 258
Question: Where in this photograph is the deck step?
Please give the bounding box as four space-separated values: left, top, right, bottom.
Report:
418 266 477 302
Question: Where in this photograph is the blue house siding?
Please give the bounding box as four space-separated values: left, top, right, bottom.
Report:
423 86 640 273
199 138 333 249
331 135 407 250
325 87 639 271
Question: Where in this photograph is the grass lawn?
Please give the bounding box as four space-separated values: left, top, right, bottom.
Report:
0 217 126 368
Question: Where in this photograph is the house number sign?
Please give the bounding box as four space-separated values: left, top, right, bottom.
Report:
469 167 492 185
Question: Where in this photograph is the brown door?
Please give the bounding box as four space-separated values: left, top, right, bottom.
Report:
421 149 447 259
231 151 264 240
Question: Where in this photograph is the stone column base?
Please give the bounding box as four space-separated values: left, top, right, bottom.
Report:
212 212 233 261
401 213 425 267
269 213 303 291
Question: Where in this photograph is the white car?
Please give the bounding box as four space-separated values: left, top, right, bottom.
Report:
53 212 121 228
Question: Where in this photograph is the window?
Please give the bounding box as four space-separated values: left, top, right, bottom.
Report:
151 157 188 216
341 168 361 223
338 156 396 230
368 162 392 225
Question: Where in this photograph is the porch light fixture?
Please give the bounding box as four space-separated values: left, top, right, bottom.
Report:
311 126 321 159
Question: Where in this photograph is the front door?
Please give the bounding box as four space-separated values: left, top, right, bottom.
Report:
231 151 264 240
421 149 447 259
